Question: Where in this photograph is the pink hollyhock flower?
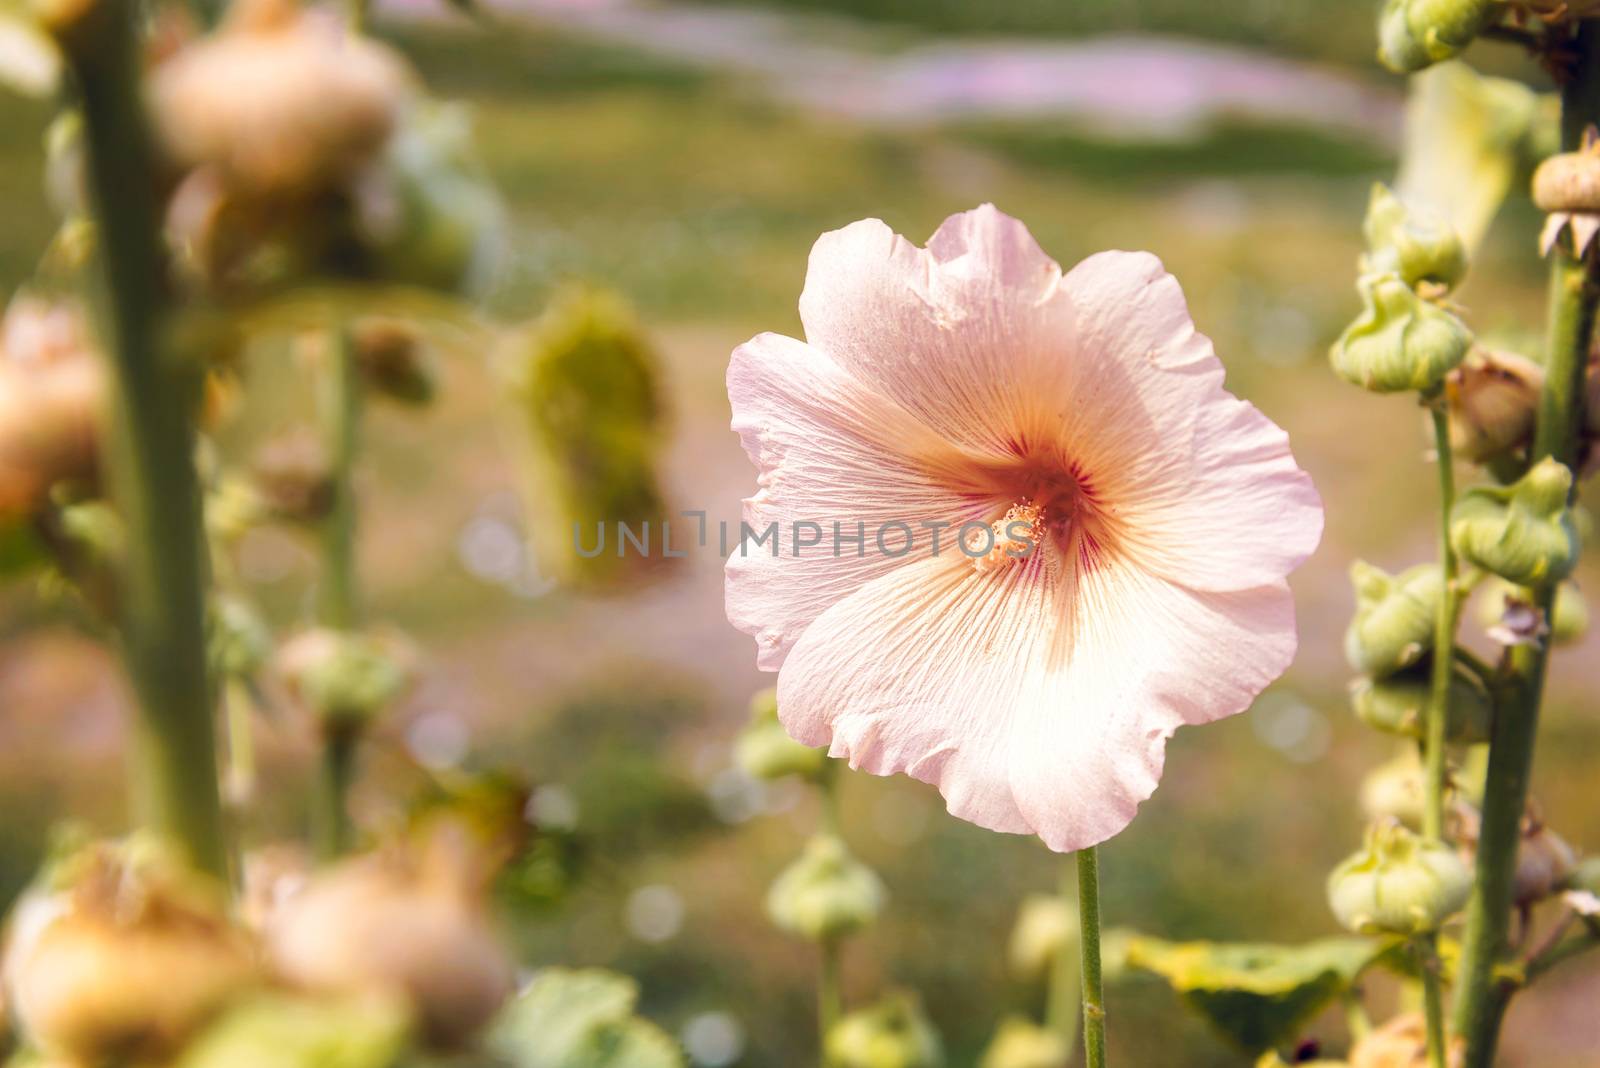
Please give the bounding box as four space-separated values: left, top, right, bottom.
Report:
725 205 1322 852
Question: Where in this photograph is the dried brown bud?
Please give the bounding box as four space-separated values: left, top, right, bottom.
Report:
250 429 333 522
1444 348 1544 464
266 830 513 1048
0 295 103 521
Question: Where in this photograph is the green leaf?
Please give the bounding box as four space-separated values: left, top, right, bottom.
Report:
1125 935 1393 1054
489 968 684 1068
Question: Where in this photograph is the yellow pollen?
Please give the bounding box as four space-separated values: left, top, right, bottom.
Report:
970 500 1045 573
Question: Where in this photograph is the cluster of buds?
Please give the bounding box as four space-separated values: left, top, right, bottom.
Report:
148 0 501 296
277 626 413 732
1331 186 1471 395
827 993 945 1068
766 833 886 943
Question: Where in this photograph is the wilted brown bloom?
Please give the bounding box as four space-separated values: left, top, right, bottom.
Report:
0 295 103 522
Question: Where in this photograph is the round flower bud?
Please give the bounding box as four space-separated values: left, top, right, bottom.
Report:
1449 457 1580 587
0 295 103 522
350 317 437 406
1377 0 1496 74
208 594 273 682
1344 561 1442 678
1327 822 1472 936
826 992 944 1068
1360 751 1426 827
1330 273 1471 394
979 1017 1069 1068
1348 660 1490 745
1350 1012 1463 1068
277 627 410 729
765 834 886 943
735 688 827 782
1006 894 1077 980
151 0 413 199
266 838 514 1049
1363 184 1466 291
173 991 409 1068
0 839 257 1063
1444 349 1543 465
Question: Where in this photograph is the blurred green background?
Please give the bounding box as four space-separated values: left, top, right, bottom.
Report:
1 1 1597 1065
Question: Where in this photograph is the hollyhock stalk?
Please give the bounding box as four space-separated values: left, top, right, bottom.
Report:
1453 22 1600 1063
1077 848 1106 1068
59 0 228 878
313 323 364 860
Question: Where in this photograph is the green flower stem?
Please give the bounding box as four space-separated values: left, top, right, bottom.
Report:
59 0 227 879
1077 846 1107 1068
1454 25 1600 1063
313 721 360 861
223 679 256 806
312 324 364 859
1423 403 1460 843
818 936 842 1068
1417 939 1447 1068
1044 854 1082 1053
818 759 841 837
318 324 363 632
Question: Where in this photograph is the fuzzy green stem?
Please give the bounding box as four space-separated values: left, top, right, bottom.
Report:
1044 854 1082 1054
1077 847 1106 1068
1453 27 1600 1061
818 936 842 1068
1418 939 1448 1068
59 0 227 879
313 722 360 860
318 324 363 632
1423 404 1459 843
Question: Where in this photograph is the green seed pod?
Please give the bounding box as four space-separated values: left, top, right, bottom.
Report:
979 1017 1069 1068
765 834 885 943
1348 659 1490 745
826 993 944 1068
1327 822 1471 936
277 628 410 729
1363 184 1466 290
1330 273 1472 394
1006 894 1078 981
1450 457 1580 587
1377 0 1497 73
734 687 827 782
1344 561 1442 678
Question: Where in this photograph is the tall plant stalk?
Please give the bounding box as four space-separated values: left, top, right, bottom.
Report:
59 0 227 878
1077 847 1106 1068
1044 855 1082 1056
1423 404 1459 844
1452 22 1600 1063
312 324 364 859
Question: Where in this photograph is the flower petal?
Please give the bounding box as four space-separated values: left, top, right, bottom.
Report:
797 205 1074 457
726 331 991 669
1056 250 1324 593
775 550 1298 852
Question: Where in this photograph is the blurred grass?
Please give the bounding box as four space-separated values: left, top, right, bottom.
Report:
0 11 1596 1068
664 0 1380 66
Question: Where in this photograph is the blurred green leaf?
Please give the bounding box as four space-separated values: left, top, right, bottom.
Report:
1124 935 1392 1054
489 968 683 1068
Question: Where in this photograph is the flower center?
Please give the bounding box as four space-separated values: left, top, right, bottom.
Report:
969 499 1045 573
